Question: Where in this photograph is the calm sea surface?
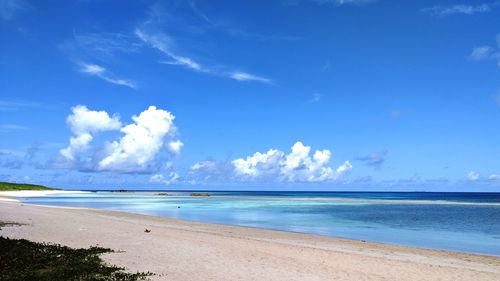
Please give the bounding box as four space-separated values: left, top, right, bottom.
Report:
20 191 500 256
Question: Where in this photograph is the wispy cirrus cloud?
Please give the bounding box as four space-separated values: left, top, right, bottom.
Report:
0 124 28 132
313 0 376 5
285 0 376 6
71 32 141 61
58 2 273 86
135 28 204 72
136 26 272 84
135 3 273 84
59 31 141 89
79 63 136 89
0 0 28 21
188 1 301 41
0 100 43 111
228 71 273 84
422 2 499 16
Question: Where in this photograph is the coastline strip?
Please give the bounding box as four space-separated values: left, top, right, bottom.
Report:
0 200 499 281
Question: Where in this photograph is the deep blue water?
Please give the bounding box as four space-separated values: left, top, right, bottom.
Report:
20 191 500 256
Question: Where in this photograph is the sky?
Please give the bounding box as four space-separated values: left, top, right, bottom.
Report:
1 0 500 191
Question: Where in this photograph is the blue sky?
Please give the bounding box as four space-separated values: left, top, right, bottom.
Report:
1 0 500 191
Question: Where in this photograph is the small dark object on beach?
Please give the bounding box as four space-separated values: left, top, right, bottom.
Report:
144 229 151 233
156 193 170 196
112 189 129 193
190 193 210 197
0 221 25 229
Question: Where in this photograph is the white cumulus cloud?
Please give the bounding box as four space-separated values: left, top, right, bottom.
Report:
98 106 180 172
232 149 284 177
60 105 182 173
149 172 180 185
488 174 500 181
60 105 121 161
191 160 220 172
467 171 480 181
232 141 352 182
168 140 184 154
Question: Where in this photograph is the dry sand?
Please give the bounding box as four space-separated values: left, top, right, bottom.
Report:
0 200 499 281
0 190 87 198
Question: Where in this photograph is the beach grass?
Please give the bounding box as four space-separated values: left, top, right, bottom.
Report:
0 181 60 191
0 221 152 281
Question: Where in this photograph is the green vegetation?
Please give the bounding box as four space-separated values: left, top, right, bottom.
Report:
0 181 60 191
0 237 152 281
0 222 152 281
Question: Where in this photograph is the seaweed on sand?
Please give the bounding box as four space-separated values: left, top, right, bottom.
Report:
0 236 152 281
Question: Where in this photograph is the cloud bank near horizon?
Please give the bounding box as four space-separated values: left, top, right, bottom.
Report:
56 105 352 184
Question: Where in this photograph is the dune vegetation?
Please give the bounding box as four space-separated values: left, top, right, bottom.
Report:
0 182 60 191
0 222 152 281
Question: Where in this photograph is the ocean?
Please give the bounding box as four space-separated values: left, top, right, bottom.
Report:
20 191 500 256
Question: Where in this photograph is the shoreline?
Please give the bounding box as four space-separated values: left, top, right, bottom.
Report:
2 190 500 257
0 200 499 280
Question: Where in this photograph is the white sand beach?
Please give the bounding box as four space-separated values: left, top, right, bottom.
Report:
0 190 88 198
0 200 499 281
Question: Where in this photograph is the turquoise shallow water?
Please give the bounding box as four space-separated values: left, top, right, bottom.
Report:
21 191 500 256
